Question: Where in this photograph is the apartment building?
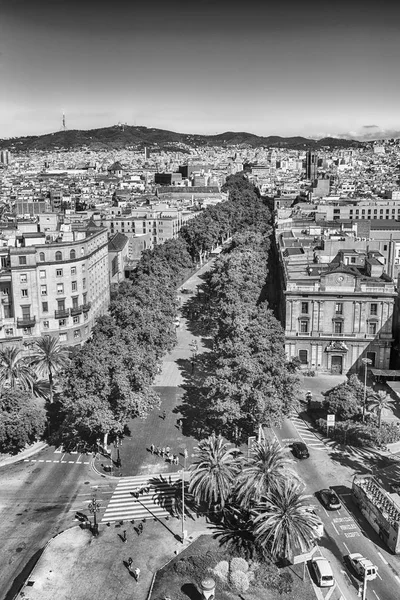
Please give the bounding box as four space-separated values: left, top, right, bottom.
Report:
278 237 396 373
0 226 109 349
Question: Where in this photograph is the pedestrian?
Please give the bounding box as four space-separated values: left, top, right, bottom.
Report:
173 454 179 465
127 557 133 570
123 529 127 543
161 447 165 457
134 567 140 582
162 410 166 420
166 445 170 455
150 443 155 454
138 522 143 535
191 360 195 374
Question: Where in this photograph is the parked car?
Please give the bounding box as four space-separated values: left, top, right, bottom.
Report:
309 557 335 587
292 441 309 459
318 488 342 510
346 553 378 581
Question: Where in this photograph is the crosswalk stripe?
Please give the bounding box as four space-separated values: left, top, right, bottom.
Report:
100 472 184 523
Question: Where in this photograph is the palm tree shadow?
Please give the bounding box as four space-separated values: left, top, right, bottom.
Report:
149 475 197 520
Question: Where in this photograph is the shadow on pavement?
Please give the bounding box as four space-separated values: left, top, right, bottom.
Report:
149 475 196 521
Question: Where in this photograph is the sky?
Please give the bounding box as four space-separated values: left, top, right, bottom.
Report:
1 0 400 140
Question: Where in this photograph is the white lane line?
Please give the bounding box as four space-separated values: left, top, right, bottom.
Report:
343 542 350 554
53 460 60 463
46 460 52 463
395 575 400 583
61 460 67 463
24 459 29 462
332 522 339 535
83 461 89 464
376 572 382 580
38 460 44 462
31 459 36 462
68 461 75 464
373 591 380 600
377 551 388 565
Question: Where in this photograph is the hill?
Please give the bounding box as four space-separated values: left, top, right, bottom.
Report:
0 125 366 152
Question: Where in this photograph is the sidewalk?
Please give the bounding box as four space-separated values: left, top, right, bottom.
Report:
0 441 48 468
15 514 212 600
93 259 215 478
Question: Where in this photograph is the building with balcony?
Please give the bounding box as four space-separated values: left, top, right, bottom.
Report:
279 239 396 374
0 225 109 349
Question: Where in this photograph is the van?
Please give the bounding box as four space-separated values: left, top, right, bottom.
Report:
310 557 335 587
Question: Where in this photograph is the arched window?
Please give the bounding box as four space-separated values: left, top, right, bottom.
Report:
55 251 63 261
70 249 76 259
39 252 45 262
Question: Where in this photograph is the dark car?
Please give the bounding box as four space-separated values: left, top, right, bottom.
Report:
292 441 309 459
318 488 342 510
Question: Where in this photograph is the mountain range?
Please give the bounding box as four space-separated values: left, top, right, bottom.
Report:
0 125 368 152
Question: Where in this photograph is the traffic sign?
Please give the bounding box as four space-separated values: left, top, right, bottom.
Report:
327 414 335 426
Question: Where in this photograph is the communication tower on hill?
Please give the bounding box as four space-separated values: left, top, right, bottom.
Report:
62 112 66 131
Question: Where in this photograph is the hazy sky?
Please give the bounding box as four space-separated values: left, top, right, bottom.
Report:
1 0 400 140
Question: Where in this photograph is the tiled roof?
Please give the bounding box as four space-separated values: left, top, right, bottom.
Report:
108 232 129 252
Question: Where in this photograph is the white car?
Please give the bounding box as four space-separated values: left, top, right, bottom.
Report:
347 553 378 581
310 557 335 587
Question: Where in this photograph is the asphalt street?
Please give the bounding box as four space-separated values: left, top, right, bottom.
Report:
0 445 98 600
271 416 400 600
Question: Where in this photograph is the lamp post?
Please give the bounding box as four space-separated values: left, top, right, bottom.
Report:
88 497 101 536
181 447 188 543
362 357 372 423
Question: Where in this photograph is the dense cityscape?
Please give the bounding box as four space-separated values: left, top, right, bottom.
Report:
1 128 400 600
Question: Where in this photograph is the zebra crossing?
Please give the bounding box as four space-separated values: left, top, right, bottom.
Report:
290 414 328 451
100 472 184 523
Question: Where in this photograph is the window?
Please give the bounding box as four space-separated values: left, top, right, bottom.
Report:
71 266 77 275
39 252 45 262
59 333 67 342
83 278 86 289
43 320 49 329
55 251 63 261
350 257 356 263
334 321 343 334
42 302 48 312
384 245 388 251
73 315 80 324
82 264 86 273
57 283 64 294
23 327 32 336
41 285 47 296
74 329 81 339
59 319 67 327
19 256 27 265
21 289 28 297
335 303 343 315
5 327 13 337
57 299 65 311
72 296 79 308
20 274 27 283
300 320 309 333
370 303 378 316
70 249 76 259
299 350 308 364
39 270 46 279
56 268 63 277
368 322 377 335
112 256 118 276
2 287 9 295
301 302 309 314
72 281 77 292
81 247 84 256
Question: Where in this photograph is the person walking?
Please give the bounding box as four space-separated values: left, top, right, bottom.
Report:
161 447 165 457
122 530 127 543
127 557 133 571
138 522 144 534
162 410 166 420
150 443 155 454
134 567 140 582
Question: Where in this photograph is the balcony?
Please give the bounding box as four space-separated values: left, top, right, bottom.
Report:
70 306 83 316
17 316 36 328
55 309 70 319
81 302 91 313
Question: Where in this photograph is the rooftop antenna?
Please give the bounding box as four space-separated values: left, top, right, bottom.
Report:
62 112 66 131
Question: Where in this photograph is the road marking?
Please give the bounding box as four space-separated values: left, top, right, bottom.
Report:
60 453 65 462
373 591 380 600
38 460 44 462
53 460 60 463
344 531 360 538
395 575 400 583
325 583 337 600
340 524 358 531
68 461 75 464
333 517 353 523
61 460 67 463
376 571 382 580
46 460 52 463
332 522 339 535
76 461 82 464
84 461 89 464
343 542 350 553
77 454 82 463
377 551 388 565
31 459 36 462
24 459 29 462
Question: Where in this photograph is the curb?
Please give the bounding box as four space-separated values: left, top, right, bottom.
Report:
0 442 48 469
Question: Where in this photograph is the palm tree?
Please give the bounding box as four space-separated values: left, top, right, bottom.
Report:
235 439 298 509
367 390 395 429
252 479 321 561
30 335 70 403
188 433 241 511
0 346 35 392
213 506 259 560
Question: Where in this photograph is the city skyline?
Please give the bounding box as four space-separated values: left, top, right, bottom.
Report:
1 0 400 141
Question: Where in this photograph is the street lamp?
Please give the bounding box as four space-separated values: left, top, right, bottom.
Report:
361 357 372 423
88 497 101 536
181 447 188 543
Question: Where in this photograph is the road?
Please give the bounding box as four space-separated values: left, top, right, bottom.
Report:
0 445 111 600
271 415 400 600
